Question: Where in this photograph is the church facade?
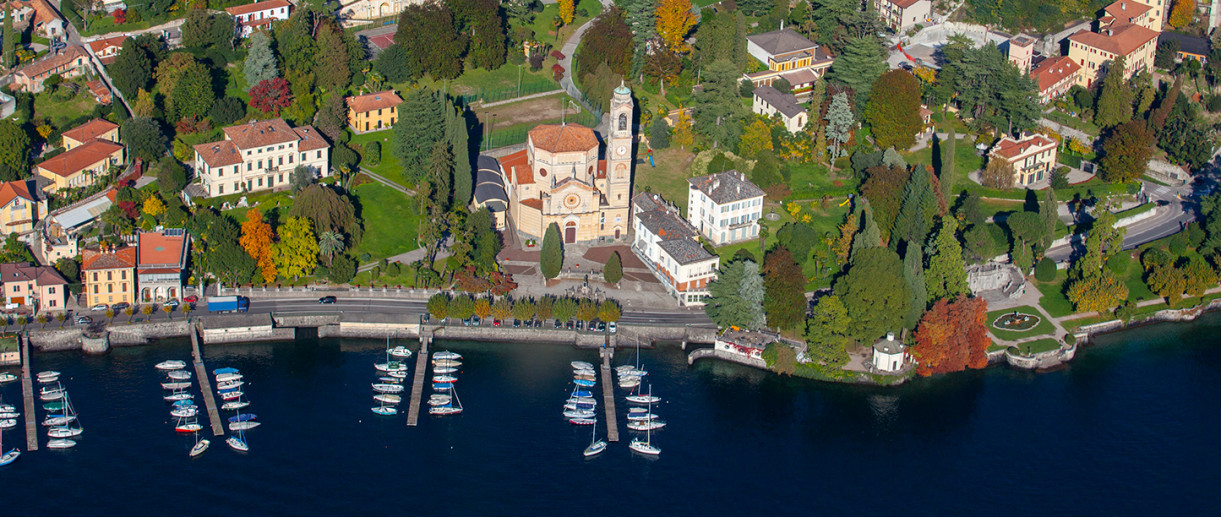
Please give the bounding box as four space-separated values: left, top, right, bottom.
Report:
498 84 635 244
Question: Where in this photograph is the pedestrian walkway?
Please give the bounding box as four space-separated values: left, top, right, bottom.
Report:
358 168 415 196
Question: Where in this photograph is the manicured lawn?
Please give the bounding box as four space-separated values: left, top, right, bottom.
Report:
34 81 99 129
788 162 857 200
349 131 411 188
903 133 987 190
987 305 1056 341
350 181 420 261
1011 338 1062 356
198 188 295 224
636 147 698 213
417 65 558 103
1034 270 1075 318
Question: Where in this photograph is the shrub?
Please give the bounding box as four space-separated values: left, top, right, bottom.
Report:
1063 333 1076 345
1168 233 1188 256
1185 222 1205 248
1034 257 1057 282
1208 93 1221 113
1105 252 1130 275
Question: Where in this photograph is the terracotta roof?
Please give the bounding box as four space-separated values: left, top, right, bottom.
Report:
225 0 291 17
223 118 298 150
1103 1 1152 25
292 125 330 151
86 80 112 103
746 28 819 56
520 198 543 210
82 247 137 271
1068 24 1158 56
498 149 532 184
137 230 188 268
0 262 66 285
528 124 598 153
194 140 243 168
0 180 36 208
881 0 924 8
991 133 1057 160
61 118 119 145
36 140 124 178
1031 56 1082 93
346 90 402 114
16 45 87 80
86 35 127 56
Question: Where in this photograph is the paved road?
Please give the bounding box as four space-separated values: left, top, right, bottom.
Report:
1044 181 1199 262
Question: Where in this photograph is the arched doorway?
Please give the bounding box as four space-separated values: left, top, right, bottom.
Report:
379 2 392 17
564 221 577 243
614 226 621 239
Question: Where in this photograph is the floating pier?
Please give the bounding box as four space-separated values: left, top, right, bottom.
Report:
600 348 619 442
405 334 430 427
190 328 224 436
20 333 36 451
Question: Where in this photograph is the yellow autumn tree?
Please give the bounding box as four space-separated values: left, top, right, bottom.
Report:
1169 0 1195 28
559 0 574 25
672 109 694 149
739 118 774 158
240 209 277 283
142 194 166 217
272 216 319 280
656 0 697 52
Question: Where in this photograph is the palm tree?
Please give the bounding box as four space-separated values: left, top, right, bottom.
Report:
318 231 345 267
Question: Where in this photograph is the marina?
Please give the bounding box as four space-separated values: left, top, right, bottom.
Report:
598 349 619 443
405 335 430 427
21 335 36 451
189 331 223 436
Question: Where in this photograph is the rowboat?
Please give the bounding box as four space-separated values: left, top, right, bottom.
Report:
0 373 17 383
155 360 186 371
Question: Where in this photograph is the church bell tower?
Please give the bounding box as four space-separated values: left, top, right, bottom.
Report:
607 81 634 209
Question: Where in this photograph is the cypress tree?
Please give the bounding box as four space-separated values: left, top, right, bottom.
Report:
902 246 926 329
604 251 623 284
446 101 472 207
892 165 937 251
3 4 13 70
850 200 881 262
1038 189 1059 253
541 223 563 280
942 124 956 202
924 216 969 302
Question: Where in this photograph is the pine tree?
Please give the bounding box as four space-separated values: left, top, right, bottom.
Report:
942 124 956 201
825 92 854 160
1094 56 1134 128
924 216 968 302
244 32 279 90
541 223 563 279
828 37 887 106
693 60 746 149
1039 189 1059 253
902 246 926 329
604 251 623 284
850 201 881 262
393 89 446 182
892 165 938 251
3 3 13 70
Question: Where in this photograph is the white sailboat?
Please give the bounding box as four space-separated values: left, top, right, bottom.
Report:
628 386 661 456
374 394 401 405
428 382 463 415
226 431 248 452
47 392 83 440
166 370 192 380
46 439 76 449
161 381 191 390
190 436 210 457
583 418 607 457
0 425 18 466
155 360 187 371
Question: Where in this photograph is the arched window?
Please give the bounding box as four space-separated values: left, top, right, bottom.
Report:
618 114 627 132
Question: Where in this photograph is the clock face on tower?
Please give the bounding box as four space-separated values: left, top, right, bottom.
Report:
616 145 627 157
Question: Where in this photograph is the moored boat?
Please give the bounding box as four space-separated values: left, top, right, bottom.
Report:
0 372 17 383
36 371 61 383
372 383 404 393
374 394 402 405
48 426 83 438
573 379 596 387
175 423 203 433
166 370 192 380
371 406 398 416
46 439 75 449
42 415 77 427
432 375 457 383
190 439 210 457
562 409 596 419
161 382 191 390
626 419 667 431
625 394 661 404
228 421 262 431
42 401 65 412
388 346 413 359
221 400 250 411
155 360 187 371
163 393 193 402
627 412 659 421
432 382 454 391
374 362 407 373
226 435 248 452
433 366 458 374
219 390 244 401
0 419 15 430
215 373 243 383
427 394 452 406
216 380 244 390
171 408 198 418
228 414 257 423
573 390 593 398
569 418 596 425
571 361 594 370
433 351 462 360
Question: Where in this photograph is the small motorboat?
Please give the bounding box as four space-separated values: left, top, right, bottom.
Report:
569 418 596 425
428 405 463 415
571 361 594 370
0 419 15 430
226 435 248 452
432 382 454 391
377 376 401 384
173 399 196 407
627 412 659 421
627 407 648 414
155 360 187 371
433 366 458 374
221 400 250 411
432 375 457 383
567 397 597 405
573 390 593 399
217 380 245 390
228 421 261 431
220 391 244 401
626 420 667 431
625 395 661 404
0 403 14 413
171 408 198 418
215 373 243 383
374 394 401 405
161 382 191 390
0 411 17 420
573 369 596 377
164 393 194 402
228 414 257 423
431 360 462 368
47 426 83 438
618 378 641 389
42 415 77 427
36 371 61 383
190 439 210 457
563 409 596 419
46 439 75 449
433 351 462 360
166 370 192 380
620 369 648 378
374 362 407 373
573 379 596 387
175 423 203 433
0 372 17 383
370 406 398 416
388 346 413 359
42 402 65 412
564 402 596 411
0 448 20 465
372 383 404 394
39 390 65 402
387 370 408 379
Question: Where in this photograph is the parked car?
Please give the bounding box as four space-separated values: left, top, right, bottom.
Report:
184 295 199 304
565 320 574 330
512 319 521 328
318 296 337 304
111 302 130 311
608 322 617 334
553 319 562 329
576 320 585 331
90 304 108 311
493 318 501 327
165 299 180 308
75 316 92 325
472 316 482 326
462 318 471 326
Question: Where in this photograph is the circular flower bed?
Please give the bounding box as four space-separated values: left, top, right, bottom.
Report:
992 312 1041 332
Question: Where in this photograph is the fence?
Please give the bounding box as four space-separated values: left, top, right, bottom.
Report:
454 76 562 106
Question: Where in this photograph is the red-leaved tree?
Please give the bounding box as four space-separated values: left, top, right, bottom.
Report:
114 9 126 24
911 294 991 376
248 78 292 115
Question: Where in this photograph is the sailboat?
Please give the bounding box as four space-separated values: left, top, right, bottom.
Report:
628 386 661 456
0 424 18 465
428 382 463 415
155 360 187 371
166 370 192 380
583 418 607 457
47 392 83 439
190 435 210 457
226 429 249 452
36 371 60 383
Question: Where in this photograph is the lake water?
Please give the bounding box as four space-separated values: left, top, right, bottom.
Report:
1 315 1218 515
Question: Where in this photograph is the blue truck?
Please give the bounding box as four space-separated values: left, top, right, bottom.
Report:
206 296 249 313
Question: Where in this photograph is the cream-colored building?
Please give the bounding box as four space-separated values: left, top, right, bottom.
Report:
347 90 402 133
743 28 834 101
686 171 766 246
498 84 635 244
631 193 719 306
1067 1 1161 88
62 119 120 150
1031 56 1083 104
989 133 1059 187
193 118 331 198
876 0 932 33
0 179 47 236
82 245 137 308
751 85 807 133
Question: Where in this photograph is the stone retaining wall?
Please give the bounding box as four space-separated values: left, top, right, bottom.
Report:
27 328 84 351
203 327 295 344
107 321 192 346
687 347 768 369
273 314 340 328
1004 341 1077 369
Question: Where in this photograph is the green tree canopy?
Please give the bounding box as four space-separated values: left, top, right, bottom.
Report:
541 223 563 279
704 259 766 329
692 59 747 150
834 246 908 341
763 247 806 331
924 216 969 302
1099 120 1154 183
604 251 623 284
864 70 923 150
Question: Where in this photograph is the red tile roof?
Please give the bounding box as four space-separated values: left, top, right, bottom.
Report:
16 45 88 80
1067 23 1158 56
1103 1 1152 25
137 231 187 268
194 140 243 168
528 124 598 153
223 118 298 150
61 118 119 145
0 180 35 208
225 0 291 17
1031 56 1082 94
82 247 137 271
292 125 329 151
499 149 532 184
36 140 124 178
346 90 403 114
991 134 1057 160
881 0 924 9
86 35 127 56
521 198 543 210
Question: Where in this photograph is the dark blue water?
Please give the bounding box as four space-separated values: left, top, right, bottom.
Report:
1 314 1218 515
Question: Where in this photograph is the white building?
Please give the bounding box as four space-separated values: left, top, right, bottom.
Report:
751 85 807 133
876 0 933 33
872 332 907 373
686 170 765 246
631 193 719 306
226 0 292 37
193 118 331 198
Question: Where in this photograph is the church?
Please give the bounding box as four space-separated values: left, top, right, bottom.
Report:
497 83 635 244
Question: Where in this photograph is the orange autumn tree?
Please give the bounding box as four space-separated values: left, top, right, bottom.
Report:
1168 0 1195 28
559 0 574 25
240 208 277 283
656 0 697 52
910 294 991 376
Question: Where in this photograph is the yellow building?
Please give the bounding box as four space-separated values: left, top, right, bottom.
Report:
347 90 403 133
62 118 120 150
0 179 47 236
499 84 635 244
1067 1 1161 88
82 246 137 308
989 133 1059 187
743 28 834 101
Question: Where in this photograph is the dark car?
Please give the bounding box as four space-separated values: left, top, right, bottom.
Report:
318 296 337 304
576 320 585 331
597 321 607 332
472 316 482 326
565 320 574 330
111 302 130 311
423 313 431 323
513 319 521 328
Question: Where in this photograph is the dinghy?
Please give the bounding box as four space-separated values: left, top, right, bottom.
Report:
433 366 458 374
161 382 191 390
46 439 76 449
42 401 65 412
155 360 186 371
573 379 596 387
166 370 192 380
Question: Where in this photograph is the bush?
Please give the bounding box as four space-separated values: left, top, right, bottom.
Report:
1105 252 1130 275
328 254 356 283
1185 222 1205 248
211 97 245 126
1063 333 1076 345
1034 257 1057 281
1207 94 1221 113
363 141 381 166
1168 233 1188 256
1050 167 1071 189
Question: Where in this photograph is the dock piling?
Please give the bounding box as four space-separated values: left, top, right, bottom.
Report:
20 333 37 451
190 327 224 436
405 334 430 427
600 349 619 442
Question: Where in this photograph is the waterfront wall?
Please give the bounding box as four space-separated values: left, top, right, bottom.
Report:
108 321 193 346
1074 298 1221 343
686 347 768 369
1004 341 1078 370
28 328 84 351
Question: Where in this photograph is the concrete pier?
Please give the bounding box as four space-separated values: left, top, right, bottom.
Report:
600 348 619 442
190 328 224 436
20 333 36 451
405 335 430 427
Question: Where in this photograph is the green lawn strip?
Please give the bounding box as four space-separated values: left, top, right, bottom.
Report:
349 131 411 187
34 83 98 128
986 343 1012 353
0 334 16 352
1010 338 1061 356
197 189 295 224
1034 271 1074 318
635 148 697 213
351 267 418 287
350 182 420 261
1114 202 1157 219
1043 110 1100 137
788 162 857 200
986 305 1055 341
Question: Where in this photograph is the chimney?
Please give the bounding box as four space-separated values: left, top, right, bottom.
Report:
887 332 895 341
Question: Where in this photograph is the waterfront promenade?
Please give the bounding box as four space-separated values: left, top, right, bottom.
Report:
190 330 224 436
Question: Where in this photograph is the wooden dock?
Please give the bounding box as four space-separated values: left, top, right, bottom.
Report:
190 328 224 437
405 334 430 427
600 348 619 442
20 333 37 451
